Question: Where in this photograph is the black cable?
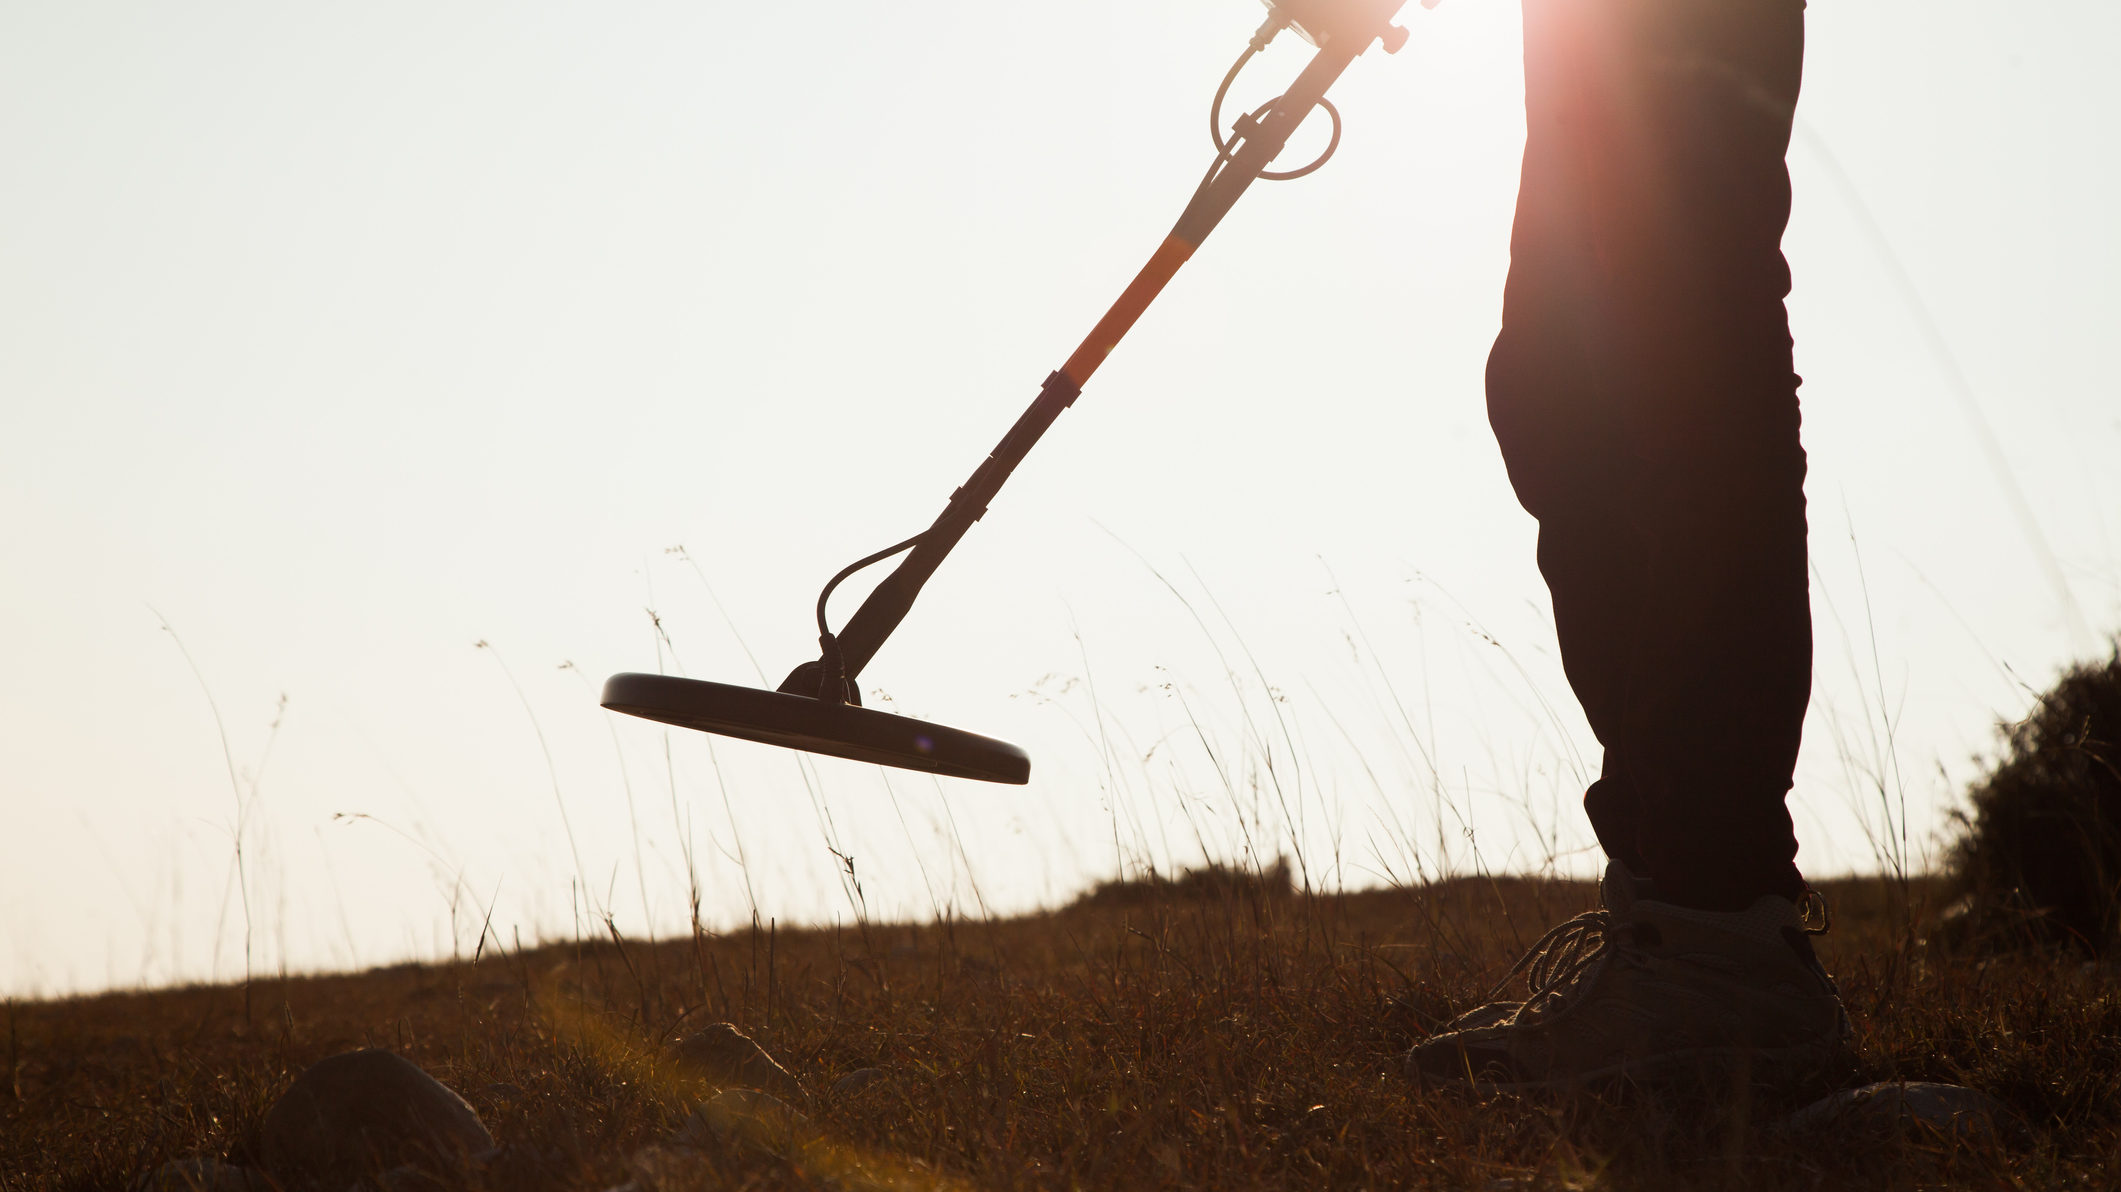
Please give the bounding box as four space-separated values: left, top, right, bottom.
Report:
1209 45 1261 159
808 531 926 704
814 531 926 638
1210 13 1285 156
1188 142 1237 210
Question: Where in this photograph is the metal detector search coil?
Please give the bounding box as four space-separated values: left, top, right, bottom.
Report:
602 673 1031 784
603 0 1413 783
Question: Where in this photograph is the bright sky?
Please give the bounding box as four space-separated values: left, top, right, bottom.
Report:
3 1 2116 997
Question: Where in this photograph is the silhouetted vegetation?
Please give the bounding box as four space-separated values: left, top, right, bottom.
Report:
1947 642 2121 955
1068 857 1295 908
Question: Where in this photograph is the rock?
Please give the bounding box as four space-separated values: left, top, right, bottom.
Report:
473 1141 563 1189
626 1144 723 1192
1782 1081 2022 1142
342 1165 454 1192
260 1049 496 1191
828 1067 889 1100
665 1024 804 1102
130 1158 266 1192
680 1088 812 1157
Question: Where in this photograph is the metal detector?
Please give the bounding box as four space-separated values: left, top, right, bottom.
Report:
604 0 1419 783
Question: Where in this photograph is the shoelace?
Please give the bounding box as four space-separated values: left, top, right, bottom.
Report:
1477 892 1832 1022
1480 908 1623 1019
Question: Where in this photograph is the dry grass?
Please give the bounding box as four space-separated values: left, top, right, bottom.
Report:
6 870 2117 1191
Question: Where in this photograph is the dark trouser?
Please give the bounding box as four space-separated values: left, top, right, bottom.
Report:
1488 0 1811 911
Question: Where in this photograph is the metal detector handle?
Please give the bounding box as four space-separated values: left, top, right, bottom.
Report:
781 16 1397 695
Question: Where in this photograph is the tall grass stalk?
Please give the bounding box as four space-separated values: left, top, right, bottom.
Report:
562 661 655 938
1811 522 1924 929
151 609 280 1022
478 640 592 917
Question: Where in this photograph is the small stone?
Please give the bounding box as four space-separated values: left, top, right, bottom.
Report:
130 1158 266 1192
828 1067 889 1100
260 1049 496 1191
1782 1081 2021 1142
665 1024 804 1102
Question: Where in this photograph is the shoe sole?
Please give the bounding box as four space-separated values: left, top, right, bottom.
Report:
1410 1038 1854 1097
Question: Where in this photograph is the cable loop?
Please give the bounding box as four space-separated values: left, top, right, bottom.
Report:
1257 96 1341 181
1208 35 1344 184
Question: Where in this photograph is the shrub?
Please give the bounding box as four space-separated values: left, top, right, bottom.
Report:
1947 642 2121 954
1069 857 1295 909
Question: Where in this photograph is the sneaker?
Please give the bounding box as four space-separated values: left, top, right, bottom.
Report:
1403 863 1852 1093
1414 863 1656 1038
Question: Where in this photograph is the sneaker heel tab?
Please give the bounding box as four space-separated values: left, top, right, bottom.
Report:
1799 889 1832 936
1598 860 1659 914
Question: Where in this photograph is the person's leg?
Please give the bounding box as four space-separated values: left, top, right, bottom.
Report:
1486 0 1810 911
1483 45 1654 879
1406 0 1843 1092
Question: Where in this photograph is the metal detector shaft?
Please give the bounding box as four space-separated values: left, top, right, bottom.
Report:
784 25 1390 695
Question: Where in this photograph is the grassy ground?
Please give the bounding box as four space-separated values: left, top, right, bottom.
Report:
6 870 2117 1190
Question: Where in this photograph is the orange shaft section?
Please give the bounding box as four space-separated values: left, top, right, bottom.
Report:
1060 234 1198 388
